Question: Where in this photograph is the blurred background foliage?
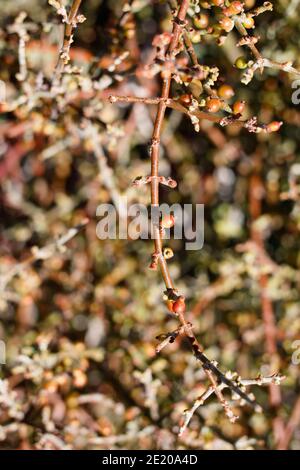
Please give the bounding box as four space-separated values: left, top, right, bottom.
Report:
0 0 300 450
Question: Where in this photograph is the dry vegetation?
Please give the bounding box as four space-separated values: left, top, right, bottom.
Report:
0 0 300 450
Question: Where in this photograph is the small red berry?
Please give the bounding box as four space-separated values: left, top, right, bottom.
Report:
219 16 234 32
161 214 175 229
224 1 244 16
218 84 235 100
266 121 282 132
207 98 221 113
193 13 209 29
230 1 244 14
172 296 186 314
232 100 245 114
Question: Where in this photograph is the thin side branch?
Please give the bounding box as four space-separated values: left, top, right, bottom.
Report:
51 0 84 87
0 218 89 293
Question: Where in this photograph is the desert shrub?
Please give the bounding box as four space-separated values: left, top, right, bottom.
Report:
0 0 300 450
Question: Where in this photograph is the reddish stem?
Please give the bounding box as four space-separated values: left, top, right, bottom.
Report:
249 155 284 443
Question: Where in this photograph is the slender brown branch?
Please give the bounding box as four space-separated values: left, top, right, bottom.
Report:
0 218 89 293
149 0 189 290
177 313 257 409
142 0 260 415
108 0 284 430
234 17 262 63
277 396 300 450
179 374 283 437
109 95 281 132
52 0 84 86
234 8 300 83
148 0 237 413
182 29 200 68
249 155 284 443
